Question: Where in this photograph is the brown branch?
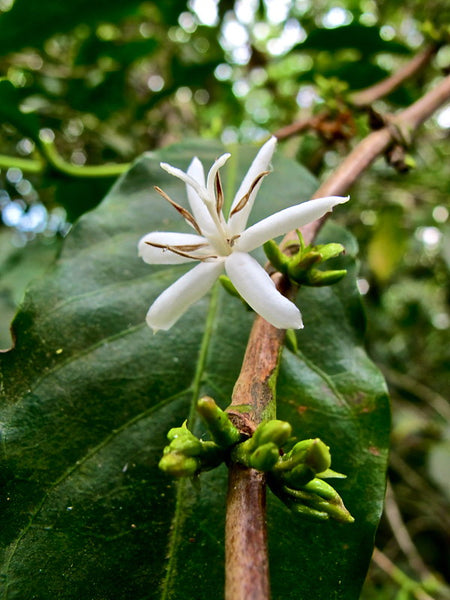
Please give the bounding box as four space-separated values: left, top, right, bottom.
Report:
350 45 438 107
224 74 450 600
274 112 329 141
225 466 269 600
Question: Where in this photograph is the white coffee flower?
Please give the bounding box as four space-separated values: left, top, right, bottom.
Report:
139 137 348 332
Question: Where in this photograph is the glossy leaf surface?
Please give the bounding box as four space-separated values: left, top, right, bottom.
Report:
0 141 389 599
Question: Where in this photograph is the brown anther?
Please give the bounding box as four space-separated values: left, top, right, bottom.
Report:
228 234 241 247
229 171 270 218
154 186 202 234
215 171 224 217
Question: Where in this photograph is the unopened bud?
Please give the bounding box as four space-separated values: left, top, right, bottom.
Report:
167 422 190 441
197 396 241 448
252 420 292 449
218 275 241 298
303 438 331 473
314 242 345 262
305 268 347 286
283 464 316 487
249 442 280 471
159 453 198 477
263 240 289 273
291 502 329 521
168 436 202 456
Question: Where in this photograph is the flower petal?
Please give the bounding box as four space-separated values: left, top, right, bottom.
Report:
146 260 224 331
235 196 349 252
206 153 230 206
186 157 217 237
228 136 277 235
160 161 209 203
138 231 211 264
225 252 303 329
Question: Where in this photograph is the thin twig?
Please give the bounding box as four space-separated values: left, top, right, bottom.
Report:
350 45 439 107
223 74 450 600
372 548 436 600
381 365 450 421
274 112 329 141
385 481 431 580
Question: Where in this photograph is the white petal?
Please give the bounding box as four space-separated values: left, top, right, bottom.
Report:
206 152 231 204
225 252 303 329
235 196 349 252
228 136 277 235
186 157 217 236
160 161 209 203
187 156 206 186
138 231 210 264
146 260 224 331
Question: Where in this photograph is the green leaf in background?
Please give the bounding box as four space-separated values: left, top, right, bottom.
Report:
0 141 389 599
0 79 41 140
0 231 61 350
295 23 411 56
0 0 140 55
0 0 189 54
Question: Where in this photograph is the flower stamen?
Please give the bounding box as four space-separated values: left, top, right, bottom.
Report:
228 234 241 247
154 186 202 234
145 241 218 261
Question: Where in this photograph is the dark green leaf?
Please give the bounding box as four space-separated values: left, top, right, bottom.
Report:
0 0 142 54
0 231 61 349
0 79 41 139
296 24 411 56
51 175 116 222
0 140 389 599
75 37 159 67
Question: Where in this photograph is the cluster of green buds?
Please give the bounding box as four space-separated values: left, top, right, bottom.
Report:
263 230 347 287
268 437 354 523
159 397 354 524
159 397 242 477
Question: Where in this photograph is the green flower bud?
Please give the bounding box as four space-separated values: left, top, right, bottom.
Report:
159 453 198 477
167 421 190 441
304 268 347 287
218 275 241 299
168 435 203 456
317 468 347 479
303 477 339 501
252 419 292 449
288 250 322 279
314 242 345 262
282 464 316 487
276 438 325 471
249 442 280 471
290 503 329 521
197 396 241 448
303 479 355 523
263 239 289 273
303 438 331 473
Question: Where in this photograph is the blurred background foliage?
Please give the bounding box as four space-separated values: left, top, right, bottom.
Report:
0 0 449 598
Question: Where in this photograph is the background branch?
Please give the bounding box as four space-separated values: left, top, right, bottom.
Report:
350 45 439 107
